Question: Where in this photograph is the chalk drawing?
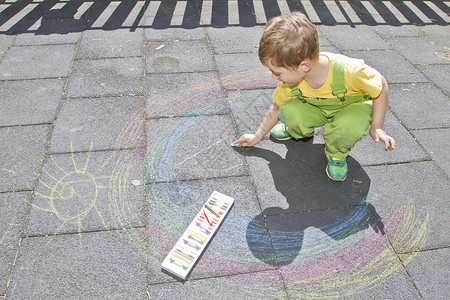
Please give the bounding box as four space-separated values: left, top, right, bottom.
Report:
29 143 111 244
136 70 429 297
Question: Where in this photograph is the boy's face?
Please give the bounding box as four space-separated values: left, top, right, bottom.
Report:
264 59 306 85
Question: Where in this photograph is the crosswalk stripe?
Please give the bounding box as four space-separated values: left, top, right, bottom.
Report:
0 3 37 32
425 1 450 22
171 1 187 26
0 0 449 32
302 0 321 23
339 1 363 24
404 1 433 23
253 0 267 24
229 0 240 25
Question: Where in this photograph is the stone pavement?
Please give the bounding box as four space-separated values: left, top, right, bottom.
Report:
0 0 449 299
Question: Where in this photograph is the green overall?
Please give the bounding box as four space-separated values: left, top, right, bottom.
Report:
278 55 373 160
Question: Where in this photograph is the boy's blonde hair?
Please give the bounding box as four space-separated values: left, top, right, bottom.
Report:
259 11 320 68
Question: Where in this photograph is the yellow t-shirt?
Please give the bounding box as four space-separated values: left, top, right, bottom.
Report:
273 52 383 106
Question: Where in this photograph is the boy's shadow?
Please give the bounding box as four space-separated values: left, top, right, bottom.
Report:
236 138 384 266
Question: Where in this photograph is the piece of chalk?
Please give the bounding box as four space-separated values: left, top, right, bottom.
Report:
230 142 241 147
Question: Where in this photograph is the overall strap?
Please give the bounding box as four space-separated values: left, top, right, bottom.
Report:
289 82 305 102
330 54 347 102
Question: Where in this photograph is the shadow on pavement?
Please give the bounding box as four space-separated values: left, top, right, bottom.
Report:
236 138 385 266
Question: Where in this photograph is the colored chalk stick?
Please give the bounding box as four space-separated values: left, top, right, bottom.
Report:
161 191 234 280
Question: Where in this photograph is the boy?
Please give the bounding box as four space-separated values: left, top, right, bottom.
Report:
233 12 395 181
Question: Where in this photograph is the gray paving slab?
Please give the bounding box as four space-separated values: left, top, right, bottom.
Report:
416 64 450 96
228 89 274 136
352 162 449 251
0 125 49 192
343 50 429 84
241 139 368 213
146 40 215 73
14 20 83 46
0 44 76 80
412 128 450 175
386 36 450 65
0 35 14 58
402 248 450 299
50 97 144 153
7 230 147 299
146 177 274 283
146 71 228 118
215 52 267 78
77 28 143 59
0 191 30 295
421 25 450 46
0 78 65 126
372 24 426 37
64 57 144 98
350 110 430 166
388 83 450 130
25 149 145 237
144 27 207 42
148 270 287 299
205 26 263 54
145 114 247 183
319 25 392 51
279 241 419 299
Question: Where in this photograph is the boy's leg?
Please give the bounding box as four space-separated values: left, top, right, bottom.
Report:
277 98 328 139
323 101 373 160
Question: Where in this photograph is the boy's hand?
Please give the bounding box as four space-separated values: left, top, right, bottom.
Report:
232 134 262 147
370 127 396 151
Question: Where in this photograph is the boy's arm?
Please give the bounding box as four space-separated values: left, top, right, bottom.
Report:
233 103 280 147
369 76 395 151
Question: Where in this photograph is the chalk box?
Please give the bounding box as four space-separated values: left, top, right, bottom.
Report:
161 191 234 280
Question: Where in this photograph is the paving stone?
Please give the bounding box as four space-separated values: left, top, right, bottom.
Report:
241 139 368 213
416 64 450 96
403 248 450 299
388 83 450 130
145 114 247 183
350 111 430 166
319 25 392 51
25 149 145 237
14 19 84 45
0 44 76 80
0 78 65 126
148 270 287 299
421 25 450 46
0 191 30 295
7 230 147 299
343 50 429 84
146 177 273 283
0 125 49 192
275 228 419 299
146 71 228 118
228 89 274 136
373 24 426 37
0 35 14 58
77 28 143 59
352 162 450 251
215 52 267 78
50 96 144 153
146 40 215 73
412 128 450 175
386 36 450 65
205 26 263 54
65 57 144 98
145 27 206 41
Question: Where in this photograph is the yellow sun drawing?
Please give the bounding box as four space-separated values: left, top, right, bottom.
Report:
31 143 111 244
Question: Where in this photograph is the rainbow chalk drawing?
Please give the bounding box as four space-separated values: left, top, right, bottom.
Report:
136 70 429 298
